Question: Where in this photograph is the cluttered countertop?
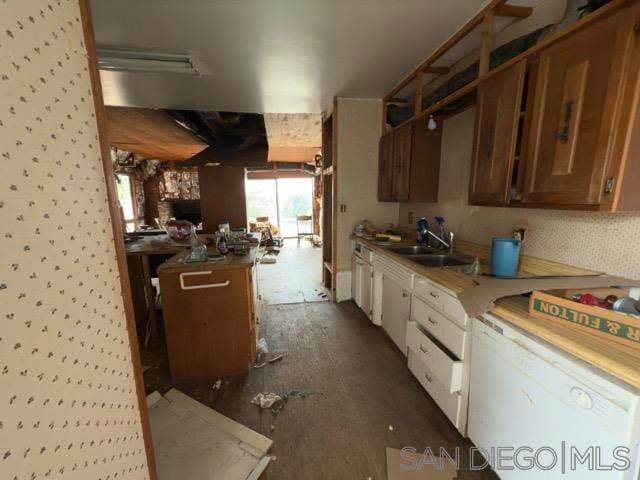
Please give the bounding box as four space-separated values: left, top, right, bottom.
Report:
157 244 258 273
353 233 640 389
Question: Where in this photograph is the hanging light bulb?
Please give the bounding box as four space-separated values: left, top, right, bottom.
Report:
427 114 437 131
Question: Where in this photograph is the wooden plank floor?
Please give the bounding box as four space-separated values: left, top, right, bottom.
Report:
142 301 497 480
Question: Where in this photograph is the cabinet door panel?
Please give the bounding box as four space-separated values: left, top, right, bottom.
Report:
382 276 410 355
469 61 527 205
522 9 629 205
378 133 394 201
360 261 373 318
392 124 412 201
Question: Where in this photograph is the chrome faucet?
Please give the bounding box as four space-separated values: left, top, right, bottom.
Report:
426 229 455 255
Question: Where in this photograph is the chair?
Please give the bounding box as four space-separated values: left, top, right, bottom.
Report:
296 215 313 247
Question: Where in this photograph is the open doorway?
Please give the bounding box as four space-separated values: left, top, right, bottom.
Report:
246 174 328 305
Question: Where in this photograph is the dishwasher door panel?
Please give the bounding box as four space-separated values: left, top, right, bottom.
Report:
468 318 637 480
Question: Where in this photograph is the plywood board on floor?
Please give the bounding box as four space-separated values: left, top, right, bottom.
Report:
147 389 272 480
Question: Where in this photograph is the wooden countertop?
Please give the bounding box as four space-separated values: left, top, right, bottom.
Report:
157 245 258 273
353 236 640 389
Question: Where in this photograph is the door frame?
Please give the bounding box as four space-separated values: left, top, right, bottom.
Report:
79 2 158 477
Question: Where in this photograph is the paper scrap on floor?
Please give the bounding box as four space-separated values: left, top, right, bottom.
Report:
260 253 277 264
147 389 272 480
386 447 456 480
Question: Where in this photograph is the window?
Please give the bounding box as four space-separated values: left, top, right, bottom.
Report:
116 174 137 232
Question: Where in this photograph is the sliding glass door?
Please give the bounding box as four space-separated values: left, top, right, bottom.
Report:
246 177 313 238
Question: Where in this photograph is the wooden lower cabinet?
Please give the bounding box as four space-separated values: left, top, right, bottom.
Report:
158 264 257 381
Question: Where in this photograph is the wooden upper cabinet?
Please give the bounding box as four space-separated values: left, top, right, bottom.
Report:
378 133 394 201
391 123 413 201
469 61 527 205
378 120 442 202
409 118 442 203
521 6 634 207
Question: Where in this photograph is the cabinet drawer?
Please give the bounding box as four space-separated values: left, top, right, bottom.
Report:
408 348 462 428
411 295 467 360
406 321 463 393
413 276 468 328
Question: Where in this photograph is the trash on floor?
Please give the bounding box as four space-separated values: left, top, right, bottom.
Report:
253 353 284 369
268 354 283 364
251 392 283 409
147 389 272 480
212 379 222 391
385 447 456 480
251 389 320 415
260 253 277 264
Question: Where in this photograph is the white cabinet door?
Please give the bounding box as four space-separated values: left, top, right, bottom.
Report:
354 258 363 308
351 255 360 305
360 261 373 319
382 276 410 355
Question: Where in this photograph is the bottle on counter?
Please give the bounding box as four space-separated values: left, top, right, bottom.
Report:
217 231 228 255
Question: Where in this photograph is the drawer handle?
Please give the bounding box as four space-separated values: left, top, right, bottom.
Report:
419 345 428 354
429 292 439 299
427 317 437 325
402 292 409 298
424 373 433 383
179 271 230 290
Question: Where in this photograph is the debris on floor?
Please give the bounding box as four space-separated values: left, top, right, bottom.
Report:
251 392 283 409
147 389 273 480
251 389 320 415
260 253 277 264
268 354 283 364
212 379 222 391
386 447 457 480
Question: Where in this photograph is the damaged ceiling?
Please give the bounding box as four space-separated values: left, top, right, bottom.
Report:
107 107 321 165
264 113 322 163
106 107 208 161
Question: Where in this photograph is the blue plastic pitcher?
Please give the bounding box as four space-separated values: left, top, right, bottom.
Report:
491 237 521 278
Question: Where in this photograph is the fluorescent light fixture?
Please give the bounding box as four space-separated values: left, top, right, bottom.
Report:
96 46 210 76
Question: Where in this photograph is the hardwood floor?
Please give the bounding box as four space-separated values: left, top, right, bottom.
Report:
142 301 496 479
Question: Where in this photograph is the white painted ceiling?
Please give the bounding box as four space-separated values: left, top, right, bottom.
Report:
91 0 489 114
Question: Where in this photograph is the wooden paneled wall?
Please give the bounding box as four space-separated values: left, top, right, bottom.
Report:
198 166 248 232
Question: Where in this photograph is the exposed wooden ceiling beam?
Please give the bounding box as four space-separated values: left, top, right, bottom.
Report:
495 4 534 19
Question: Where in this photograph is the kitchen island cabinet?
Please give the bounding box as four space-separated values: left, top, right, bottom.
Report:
157 246 259 381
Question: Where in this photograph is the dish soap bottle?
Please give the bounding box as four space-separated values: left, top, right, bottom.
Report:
465 254 482 276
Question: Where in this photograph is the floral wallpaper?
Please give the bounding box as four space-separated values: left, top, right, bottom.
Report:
0 1 150 479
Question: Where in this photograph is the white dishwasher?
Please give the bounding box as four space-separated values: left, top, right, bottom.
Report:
469 314 640 480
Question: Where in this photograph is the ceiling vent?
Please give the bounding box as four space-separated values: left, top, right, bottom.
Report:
96 46 210 76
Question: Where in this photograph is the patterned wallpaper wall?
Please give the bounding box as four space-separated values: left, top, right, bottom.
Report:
398 108 640 279
1 1 150 479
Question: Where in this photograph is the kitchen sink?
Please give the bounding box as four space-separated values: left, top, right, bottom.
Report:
384 245 437 255
406 254 472 268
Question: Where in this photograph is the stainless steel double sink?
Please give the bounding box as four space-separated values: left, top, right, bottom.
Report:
383 244 473 268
